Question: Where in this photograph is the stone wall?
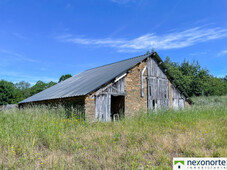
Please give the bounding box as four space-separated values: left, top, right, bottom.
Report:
85 96 96 122
20 96 85 107
19 96 86 117
124 61 148 117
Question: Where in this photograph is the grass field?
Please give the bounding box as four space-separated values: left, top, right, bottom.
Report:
0 96 226 169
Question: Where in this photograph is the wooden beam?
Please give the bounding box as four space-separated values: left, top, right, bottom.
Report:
115 73 127 83
98 92 126 96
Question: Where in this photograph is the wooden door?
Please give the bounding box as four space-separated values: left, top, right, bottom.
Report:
95 94 111 122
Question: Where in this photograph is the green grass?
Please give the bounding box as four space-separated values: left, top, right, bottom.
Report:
0 96 226 169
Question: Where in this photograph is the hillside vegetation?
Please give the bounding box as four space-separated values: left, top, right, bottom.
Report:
0 96 226 169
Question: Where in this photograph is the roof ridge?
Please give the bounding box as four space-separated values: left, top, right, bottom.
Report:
85 53 151 71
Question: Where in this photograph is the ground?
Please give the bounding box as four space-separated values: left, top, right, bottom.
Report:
0 96 226 169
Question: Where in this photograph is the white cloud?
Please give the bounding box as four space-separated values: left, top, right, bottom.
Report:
57 27 227 52
11 32 30 40
189 52 207 56
0 49 38 63
0 70 58 85
217 50 227 56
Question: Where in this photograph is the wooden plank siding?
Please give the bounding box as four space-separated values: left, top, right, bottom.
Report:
147 57 170 110
95 77 125 122
172 85 186 109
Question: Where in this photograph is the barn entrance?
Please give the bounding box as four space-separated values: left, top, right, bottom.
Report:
111 95 125 121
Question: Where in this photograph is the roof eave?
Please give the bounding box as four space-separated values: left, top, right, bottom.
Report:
18 94 87 105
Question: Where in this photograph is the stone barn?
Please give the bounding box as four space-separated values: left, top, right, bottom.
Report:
19 52 192 122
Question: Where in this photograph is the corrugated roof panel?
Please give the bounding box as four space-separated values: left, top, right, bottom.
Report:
19 54 150 104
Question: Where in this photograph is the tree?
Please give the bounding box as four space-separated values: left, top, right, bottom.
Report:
30 80 57 96
145 50 151 55
224 75 227 81
30 81 48 96
0 80 16 105
46 81 57 88
164 57 227 97
58 74 72 83
14 81 31 102
15 81 31 90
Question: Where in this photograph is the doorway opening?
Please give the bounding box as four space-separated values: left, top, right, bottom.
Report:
111 95 125 121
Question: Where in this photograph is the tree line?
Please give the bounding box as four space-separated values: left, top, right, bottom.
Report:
1 59 227 105
0 74 72 105
164 57 227 97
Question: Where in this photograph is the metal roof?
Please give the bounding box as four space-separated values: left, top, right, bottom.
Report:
19 53 151 104
19 52 192 104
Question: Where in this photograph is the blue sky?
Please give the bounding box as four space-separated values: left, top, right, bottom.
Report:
0 0 227 85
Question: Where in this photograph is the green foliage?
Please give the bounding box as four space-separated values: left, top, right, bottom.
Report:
224 75 227 81
30 80 57 96
0 80 16 104
0 80 57 104
14 81 31 103
30 80 48 95
58 74 72 83
164 57 227 97
47 81 57 88
0 96 226 169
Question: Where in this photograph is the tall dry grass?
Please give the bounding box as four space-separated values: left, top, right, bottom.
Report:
0 96 226 169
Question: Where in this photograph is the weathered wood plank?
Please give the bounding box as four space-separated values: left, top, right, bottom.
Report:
95 77 126 122
147 56 170 110
171 85 185 109
95 94 111 122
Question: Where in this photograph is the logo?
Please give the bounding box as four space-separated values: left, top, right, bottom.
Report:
173 158 227 170
174 160 184 169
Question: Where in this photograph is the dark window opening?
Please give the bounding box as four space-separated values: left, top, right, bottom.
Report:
111 95 125 121
152 100 155 109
